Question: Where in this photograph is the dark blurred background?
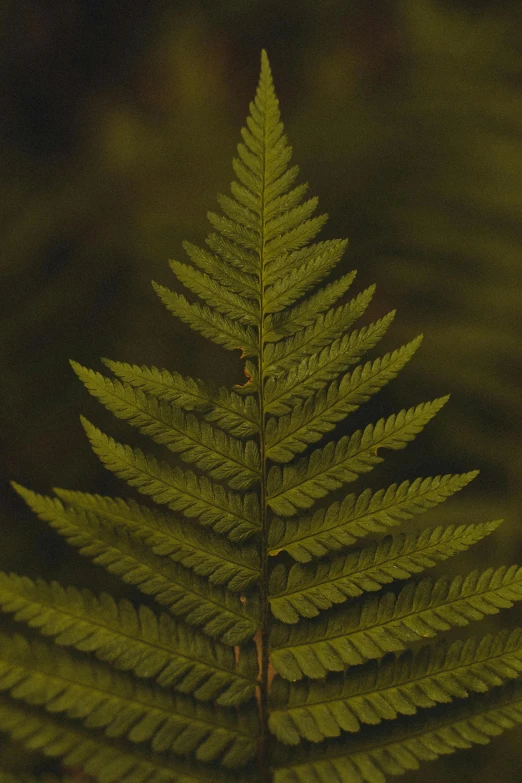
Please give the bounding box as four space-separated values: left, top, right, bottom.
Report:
1 0 521 779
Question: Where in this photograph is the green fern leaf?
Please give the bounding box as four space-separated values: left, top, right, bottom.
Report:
269 627 522 744
262 286 379 378
80 418 260 541
0 573 257 706
265 336 423 462
70 363 261 490
0 697 237 783
267 397 449 516
101 358 260 437
263 240 346 315
269 520 502 623
263 270 357 342
49 489 259 591
182 240 259 299
151 283 258 358
3 49 520 783
168 260 260 323
0 635 258 768
270 566 522 680
272 681 522 783
269 471 479 561
263 310 395 416
11 485 257 645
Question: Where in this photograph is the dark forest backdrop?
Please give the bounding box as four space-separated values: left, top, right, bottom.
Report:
1 0 521 779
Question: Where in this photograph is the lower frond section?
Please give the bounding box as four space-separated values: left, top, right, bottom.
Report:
270 566 522 679
11 486 258 645
269 627 522 744
0 573 258 706
0 696 239 783
0 635 259 768
272 680 522 783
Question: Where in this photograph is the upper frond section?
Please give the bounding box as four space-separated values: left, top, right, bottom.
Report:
101 359 260 437
262 288 382 380
79 418 260 542
152 283 258 358
267 397 449 516
265 336 423 463
263 270 357 341
269 471 479 561
169 260 259 324
263 240 347 315
71 362 261 491
182 241 259 299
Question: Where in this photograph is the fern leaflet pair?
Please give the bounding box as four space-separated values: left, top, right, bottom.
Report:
1 50 522 783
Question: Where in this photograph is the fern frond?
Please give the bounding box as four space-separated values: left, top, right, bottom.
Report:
269 520 502 623
263 198 320 244
262 181 307 221
151 284 258 358
271 565 522 680
262 286 379 378
0 635 258 768
3 48 518 782
269 471 479 561
0 573 257 706
49 489 259 591
263 240 347 314
263 311 396 416
265 337 423 462
263 270 357 341
0 697 240 783
168 260 259 323
101 359 260 437
267 397 449 516
272 680 522 783
205 232 259 274
100 359 212 410
269 627 522 744
11 485 258 645
80 418 260 541
183 240 259 299
206 211 260 254
71 363 261 490
204 388 261 437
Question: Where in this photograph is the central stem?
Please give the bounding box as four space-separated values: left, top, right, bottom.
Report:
256 76 271 782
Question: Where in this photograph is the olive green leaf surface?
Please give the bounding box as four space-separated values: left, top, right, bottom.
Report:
1 50 520 783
